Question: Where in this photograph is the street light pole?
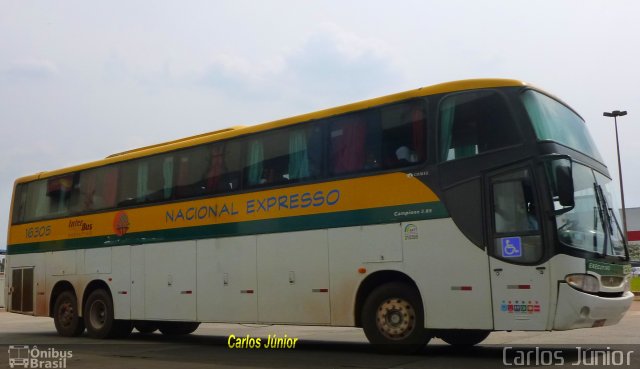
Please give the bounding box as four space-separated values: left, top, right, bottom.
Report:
603 110 628 241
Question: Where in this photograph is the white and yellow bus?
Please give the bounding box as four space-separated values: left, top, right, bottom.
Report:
5 79 634 352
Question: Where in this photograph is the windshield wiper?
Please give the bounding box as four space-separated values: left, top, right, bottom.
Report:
593 184 609 258
607 206 630 260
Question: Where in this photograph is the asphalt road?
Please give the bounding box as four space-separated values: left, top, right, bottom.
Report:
0 302 639 369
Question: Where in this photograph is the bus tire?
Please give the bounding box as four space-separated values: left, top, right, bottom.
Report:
361 282 429 354
438 329 490 346
53 291 85 337
158 322 200 335
84 289 130 339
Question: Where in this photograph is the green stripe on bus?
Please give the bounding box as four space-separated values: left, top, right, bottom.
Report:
7 201 447 255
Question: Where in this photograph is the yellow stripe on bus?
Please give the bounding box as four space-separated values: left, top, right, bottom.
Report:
9 173 438 246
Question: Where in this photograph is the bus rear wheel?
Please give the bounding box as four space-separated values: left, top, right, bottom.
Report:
53 291 85 337
84 289 132 338
361 282 429 354
438 329 490 346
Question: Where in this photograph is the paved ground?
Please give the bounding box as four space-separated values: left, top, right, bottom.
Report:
0 302 638 368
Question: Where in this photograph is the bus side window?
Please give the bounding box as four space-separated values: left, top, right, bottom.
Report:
138 154 174 203
174 146 209 199
204 141 241 194
244 132 290 187
11 184 28 224
494 180 538 233
45 175 75 218
329 113 368 175
288 123 324 182
117 161 138 206
288 128 310 181
71 165 120 213
380 101 426 168
21 180 48 222
491 169 542 263
440 91 519 162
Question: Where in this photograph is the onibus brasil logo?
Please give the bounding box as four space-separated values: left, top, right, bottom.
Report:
8 345 72 368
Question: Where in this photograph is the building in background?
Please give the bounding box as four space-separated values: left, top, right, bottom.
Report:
625 207 640 261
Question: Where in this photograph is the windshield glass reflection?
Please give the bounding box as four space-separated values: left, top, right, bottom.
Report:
554 163 626 257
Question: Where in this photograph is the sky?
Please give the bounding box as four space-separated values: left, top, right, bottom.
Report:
1 1 640 247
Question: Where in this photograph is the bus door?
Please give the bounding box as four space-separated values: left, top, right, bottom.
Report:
487 167 551 330
9 267 34 314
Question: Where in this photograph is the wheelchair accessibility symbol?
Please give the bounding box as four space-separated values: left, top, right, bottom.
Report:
501 237 522 258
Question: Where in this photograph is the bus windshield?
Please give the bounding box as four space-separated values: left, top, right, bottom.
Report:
522 90 603 162
554 163 626 258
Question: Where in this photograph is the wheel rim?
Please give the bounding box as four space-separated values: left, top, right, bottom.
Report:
57 299 75 328
89 300 107 329
376 297 416 340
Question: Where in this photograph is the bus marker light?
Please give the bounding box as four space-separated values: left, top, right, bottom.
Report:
108 278 112 282
507 285 531 290
180 290 193 294
118 291 128 295
592 319 606 327
312 288 329 293
358 267 366 274
241 290 254 294
451 286 473 291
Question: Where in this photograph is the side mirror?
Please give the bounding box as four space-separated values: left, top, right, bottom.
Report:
542 155 575 215
556 164 575 207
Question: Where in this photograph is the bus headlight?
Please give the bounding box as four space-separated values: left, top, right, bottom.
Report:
566 274 600 293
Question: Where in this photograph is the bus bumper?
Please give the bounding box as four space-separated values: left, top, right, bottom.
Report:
553 283 634 330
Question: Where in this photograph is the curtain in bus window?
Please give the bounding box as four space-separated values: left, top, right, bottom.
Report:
46 175 73 217
175 156 190 198
307 125 324 178
440 95 478 160
103 166 118 208
25 180 48 221
137 162 149 203
440 98 456 160
289 129 310 180
11 184 27 224
411 106 426 162
75 170 97 212
162 157 173 199
205 145 224 192
331 117 366 174
247 139 264 186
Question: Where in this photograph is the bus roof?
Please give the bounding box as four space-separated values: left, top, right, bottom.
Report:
15 78 528 184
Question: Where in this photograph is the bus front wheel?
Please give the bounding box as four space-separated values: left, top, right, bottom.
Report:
361 282 429 354
84 289 132 339
53 291 85 337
